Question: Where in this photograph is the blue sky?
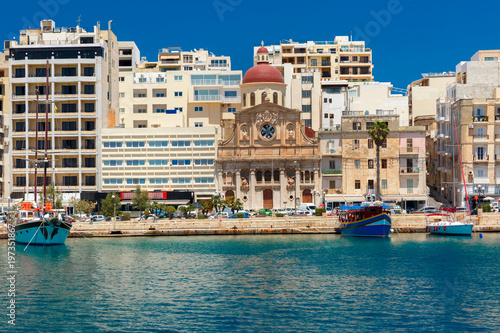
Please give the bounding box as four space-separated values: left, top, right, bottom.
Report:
1 0 498 89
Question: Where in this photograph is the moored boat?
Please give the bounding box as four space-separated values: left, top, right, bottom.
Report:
425 213 473 236
14 202 72 245
338 204 392 237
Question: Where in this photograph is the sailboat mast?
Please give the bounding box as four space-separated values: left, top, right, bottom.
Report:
43 60 49 211
34 90 39 204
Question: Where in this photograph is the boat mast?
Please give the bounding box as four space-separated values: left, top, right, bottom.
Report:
34 90 39 204
43 60 49 213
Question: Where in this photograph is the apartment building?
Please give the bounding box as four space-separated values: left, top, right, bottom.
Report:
0 52 9 197
118 44 242 129
101 127 217 201
407 72 455 126
6 20 119 199
257 37 373 82
435 50 500 207
319 115 427 211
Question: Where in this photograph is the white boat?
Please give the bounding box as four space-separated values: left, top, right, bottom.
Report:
425 213 473 236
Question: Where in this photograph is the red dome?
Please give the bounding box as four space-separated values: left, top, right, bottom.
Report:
257 46 268 54
243 63 284 84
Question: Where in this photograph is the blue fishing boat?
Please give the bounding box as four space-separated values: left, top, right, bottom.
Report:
338 204 391 237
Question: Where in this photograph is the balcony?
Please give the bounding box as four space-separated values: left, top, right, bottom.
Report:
322 169 342 175
400 147 421 154
473 115 488 123
193 95 221 102
472 135 489 142
161 60 180 65
473 154 489 162
400 167 420 174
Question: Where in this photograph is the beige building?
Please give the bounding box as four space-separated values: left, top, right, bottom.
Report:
118 45 242 129
319 115 427 211
6 20 119 199
407 72 456 126
0 52 9 197
435 50 500 207
217 47 320 209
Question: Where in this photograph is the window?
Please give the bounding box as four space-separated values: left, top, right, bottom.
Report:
353 122 361 130
61 103 77 113
148 141 168 147
368 160 374 169
302 90 311 98
261 91 267 103
227 107 236 112
382 139 387 148
474 108 484 116
62 85 77 94
302 105 312 113
382 159 387 169
16 177 27 186
15 122 26 132
119 92 125 98
156 77 164 83
126 160 146 166
195 177 215 184
155 92 165 97
15 140 26 150
194 159 214 166
154 108 165 113
352 140 360 150
304 119 312 127
407 179 413 193
355 160 360 169
366 122 374 130
174 91 183 97
61 67 77 76
62 121 77 131
85 158 95 168
329 160 335 169
329 180 336 189
104 160 123 166
84 85 95 94
194 106 203 112
118 76 124 81
368 139 374 149
302 76 313 84
476 169 484 178
119 108 125 113
175 107 183 112
174 75 182 81
368 179 374 191
381 179 387 190
126 141 145 148
85 121 95 131
104 142 123 148
127 178 146 185
63 176 78 186
194 140 213 147
273 92 278 104
85 139 95 149
37 140 51 150
355 180 361 189
149 160 169 166
15 68 25 78
104 179 123 185
149 178 169 184
62 140 77 149
171 140 191 147
195 122 203 127
310 59 317 66
15 86 25 96
250 92 255 106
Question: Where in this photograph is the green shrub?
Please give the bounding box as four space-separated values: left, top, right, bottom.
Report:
121 212 131 221
276 213 285 217
315 208 324 216
235 213 245 218
197 214 206 219
482 204 492 212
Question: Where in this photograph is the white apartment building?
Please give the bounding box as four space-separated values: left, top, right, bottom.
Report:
6 20 119 199
0 53 9 198
101 127 217 201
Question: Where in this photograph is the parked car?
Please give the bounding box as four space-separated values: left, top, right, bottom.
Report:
412 206 437 214
92 215 106 222
296 210 313 217
390 205 402 214
258 209 272 216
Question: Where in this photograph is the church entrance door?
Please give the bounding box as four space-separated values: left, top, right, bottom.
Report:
263 189 273 209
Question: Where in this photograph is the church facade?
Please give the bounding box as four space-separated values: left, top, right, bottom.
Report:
216 47 321 210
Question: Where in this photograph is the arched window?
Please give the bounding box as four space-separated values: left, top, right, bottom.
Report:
256 170 263 182
304 170 310 181
282 94 285 106
243 93 246 107
261 92 267 103
273 92 278 104
273 170 280 182
264 170 272 182
250 92 255 106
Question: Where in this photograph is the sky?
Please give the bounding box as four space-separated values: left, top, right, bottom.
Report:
1 0 498 90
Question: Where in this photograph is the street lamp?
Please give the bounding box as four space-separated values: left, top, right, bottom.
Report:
323 190 326 210
111 194 116 230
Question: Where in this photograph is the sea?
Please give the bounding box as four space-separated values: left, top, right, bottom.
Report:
1 233 500 332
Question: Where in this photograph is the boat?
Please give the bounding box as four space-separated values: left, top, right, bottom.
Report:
13 60 73 246
425 211 473 236
338 204 392 237
15 202 72 245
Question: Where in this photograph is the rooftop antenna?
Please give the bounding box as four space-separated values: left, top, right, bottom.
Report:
76 15 81 27
350 31 352 41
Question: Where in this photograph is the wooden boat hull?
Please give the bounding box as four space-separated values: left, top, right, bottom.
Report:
15 220 72 245
340 213 392 237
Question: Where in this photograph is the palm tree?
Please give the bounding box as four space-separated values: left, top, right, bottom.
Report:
368 121 390 201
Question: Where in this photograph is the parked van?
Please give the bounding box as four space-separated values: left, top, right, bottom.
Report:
298 203 316 212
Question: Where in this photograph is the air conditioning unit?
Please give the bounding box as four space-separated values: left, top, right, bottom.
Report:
468 124 474 129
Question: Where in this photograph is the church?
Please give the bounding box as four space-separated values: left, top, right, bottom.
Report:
216 47 321 210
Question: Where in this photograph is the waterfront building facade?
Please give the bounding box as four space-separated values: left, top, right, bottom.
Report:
101 126 217 201
0 52 9 197
319 115 427 211
435 51 500 207
6 20 119 200
217 47 320 209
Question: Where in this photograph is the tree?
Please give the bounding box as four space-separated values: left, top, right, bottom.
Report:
101 193 121 217
40 184 63 209
225 196 242 214
368 121 390 201
200 200 211 216
209 195 222 213
165 205 177 219
74 200 96 217
132 186 150 219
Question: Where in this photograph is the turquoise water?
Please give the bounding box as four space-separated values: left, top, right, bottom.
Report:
2 234 500 332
